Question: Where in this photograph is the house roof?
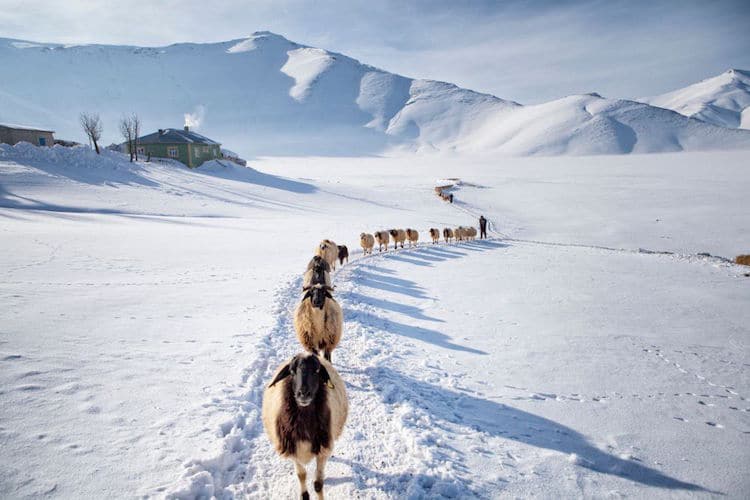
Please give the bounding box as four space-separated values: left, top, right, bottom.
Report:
0 122 55 133
137 128 220 145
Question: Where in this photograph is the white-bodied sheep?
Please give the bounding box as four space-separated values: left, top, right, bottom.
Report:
294 284 343 362
443 227 454 243
389 229 406 250
360 233 375 255
263 353 348 500
465 227 477 240
429 228 440 244
405 228 419 247
455 226 466 242
374 230 390 252
315 239 338 270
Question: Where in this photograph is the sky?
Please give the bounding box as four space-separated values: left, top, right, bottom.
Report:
1 0 749 103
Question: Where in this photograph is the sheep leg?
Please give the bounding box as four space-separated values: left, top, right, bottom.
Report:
294 461 309 500
324 350 331 362
314 454 328 499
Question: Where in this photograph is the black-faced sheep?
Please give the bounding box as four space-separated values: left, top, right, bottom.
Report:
294 284 343 362
360 233 375 255
389 229 406 250
429 228 440 244
374 231 390 252
405 228 419 247
315 239 338 271
443 227 454 243
303 255 332 289
263 353 348 500
337 245 349 266
454 226 465 241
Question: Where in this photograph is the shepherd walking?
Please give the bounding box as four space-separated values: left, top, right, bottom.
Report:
479 215 487 239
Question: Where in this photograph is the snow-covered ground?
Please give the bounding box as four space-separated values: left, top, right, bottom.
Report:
1 144 748 498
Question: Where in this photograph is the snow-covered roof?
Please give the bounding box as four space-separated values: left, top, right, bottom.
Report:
0 122 55 133
137 128 220 145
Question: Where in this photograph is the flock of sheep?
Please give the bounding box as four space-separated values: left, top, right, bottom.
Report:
362 226 477 254
261 225 479 499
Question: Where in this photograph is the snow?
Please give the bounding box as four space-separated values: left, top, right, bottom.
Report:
1 143 748 498
643 69 750 130
1 34 749 157
281 48 336 101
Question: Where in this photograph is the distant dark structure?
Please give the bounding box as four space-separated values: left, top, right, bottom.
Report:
0 123 55 146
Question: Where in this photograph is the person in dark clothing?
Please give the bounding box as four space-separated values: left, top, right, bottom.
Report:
449 193 453 203
479 215 487 239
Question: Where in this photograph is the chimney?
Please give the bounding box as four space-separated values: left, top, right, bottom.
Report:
158 129 164 136
184 125 189 132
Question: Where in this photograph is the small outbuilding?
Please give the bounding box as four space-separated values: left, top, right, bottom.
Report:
0 123 55 146
132 126 221 168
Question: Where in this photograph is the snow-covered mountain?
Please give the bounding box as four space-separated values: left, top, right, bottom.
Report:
2 33 750 157
642 69 750 130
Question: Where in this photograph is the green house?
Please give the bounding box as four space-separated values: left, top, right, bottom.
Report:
133 126 221 168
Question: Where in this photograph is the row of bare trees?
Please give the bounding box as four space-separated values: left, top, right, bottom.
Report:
79 112 142 162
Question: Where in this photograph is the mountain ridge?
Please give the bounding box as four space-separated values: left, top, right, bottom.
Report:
1 32 749 157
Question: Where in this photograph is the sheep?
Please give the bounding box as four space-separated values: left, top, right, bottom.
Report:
337 245 349 266
360 233 375 255
294 283 343 362
443 227 454 243
405 228 419 247
454 226 465 241
429 228 440 244
736 254 750 266
315 239 338 271
389 229 406 250
374 231 390 252
263 352 348 500
465 227 477 240
303 255 332 289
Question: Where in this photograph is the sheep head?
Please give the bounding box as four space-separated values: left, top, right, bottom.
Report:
269 353 333 407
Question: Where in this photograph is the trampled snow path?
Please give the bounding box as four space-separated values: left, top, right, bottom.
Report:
165 237 498 499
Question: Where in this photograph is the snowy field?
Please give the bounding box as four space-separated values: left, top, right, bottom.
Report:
1 145 749 498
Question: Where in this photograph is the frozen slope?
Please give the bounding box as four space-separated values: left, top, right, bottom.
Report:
1 145 749 498
643 69 750 129
2 35 750 156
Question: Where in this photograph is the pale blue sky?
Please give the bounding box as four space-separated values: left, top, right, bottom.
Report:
1 0 748 103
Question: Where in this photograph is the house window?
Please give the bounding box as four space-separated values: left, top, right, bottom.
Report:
195 148 200 158
38 137 46 146
136 146 145 155
167 146 178 158
203 146 209 153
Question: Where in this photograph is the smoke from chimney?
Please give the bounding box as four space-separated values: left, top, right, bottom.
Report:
183 105 206 129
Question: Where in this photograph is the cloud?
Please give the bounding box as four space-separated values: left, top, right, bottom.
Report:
1 0 749 103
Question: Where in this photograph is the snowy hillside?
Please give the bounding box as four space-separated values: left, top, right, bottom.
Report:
643 69 750 129
2 33 750 157
1 144 749 498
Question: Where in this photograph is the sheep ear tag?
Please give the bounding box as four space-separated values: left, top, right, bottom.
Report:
326 380 335 390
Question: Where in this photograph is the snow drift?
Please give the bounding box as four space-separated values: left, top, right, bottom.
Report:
2 33 750 157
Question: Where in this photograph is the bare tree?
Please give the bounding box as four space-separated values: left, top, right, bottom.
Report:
79 112 103 154
132 114 141 161
119 114 142 162
119 115 135 162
